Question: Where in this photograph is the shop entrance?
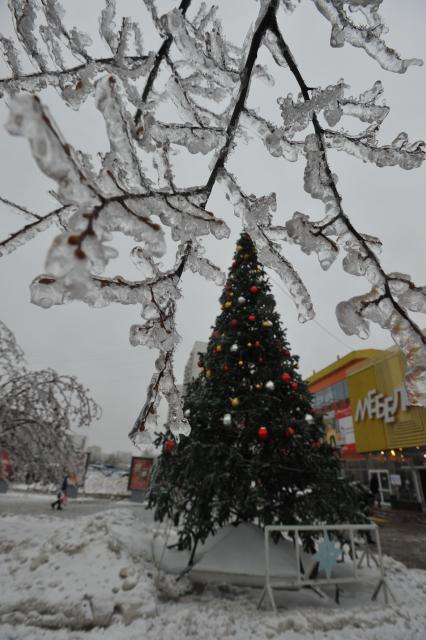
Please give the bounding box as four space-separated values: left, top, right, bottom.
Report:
368 470 391 506
418 469 426 506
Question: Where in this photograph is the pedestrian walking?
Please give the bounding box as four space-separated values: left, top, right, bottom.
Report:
51 474 68 511
369 474 381 508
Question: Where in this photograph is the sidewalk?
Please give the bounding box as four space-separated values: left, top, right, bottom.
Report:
373 507 426 570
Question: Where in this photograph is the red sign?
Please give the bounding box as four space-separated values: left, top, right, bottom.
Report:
128 457 153 491
0 450 13 481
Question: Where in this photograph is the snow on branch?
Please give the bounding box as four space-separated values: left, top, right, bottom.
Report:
0 319 100 483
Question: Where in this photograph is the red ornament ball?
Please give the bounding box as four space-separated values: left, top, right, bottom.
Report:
250 286 258 293
286 427 295 437
258 356 264 364
283 349 290 357
248 314 256 322
223 364 229 372
230 319 238 327
165 439 175 452
291 382 298 390
258 426 269 440
255 341 261 348
312 441 321 449
197 360 204 368
281 373 291 382
211 330 218 338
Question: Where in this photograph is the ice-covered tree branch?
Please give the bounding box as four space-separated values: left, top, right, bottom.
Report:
1 0 425 443
0 320 100 483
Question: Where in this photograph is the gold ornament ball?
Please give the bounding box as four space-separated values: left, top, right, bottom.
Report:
216 345 222 353
255 383 262 390
230 397 240 407
224 301 232 308
229 292 234 297
262 320 273 328
236 245 242 252
238 360 244 366
247 342 252 348
206 369 212 378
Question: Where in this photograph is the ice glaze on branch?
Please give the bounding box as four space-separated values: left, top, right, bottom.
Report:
269 14 426 404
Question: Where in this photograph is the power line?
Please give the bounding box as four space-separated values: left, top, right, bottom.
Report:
267 271 353 352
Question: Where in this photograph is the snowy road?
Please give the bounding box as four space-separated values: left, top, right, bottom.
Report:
0 491 155 521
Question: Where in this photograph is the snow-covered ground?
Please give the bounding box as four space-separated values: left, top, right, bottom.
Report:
1 506 426 639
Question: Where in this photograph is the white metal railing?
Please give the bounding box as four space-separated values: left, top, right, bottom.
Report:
259 523 395 612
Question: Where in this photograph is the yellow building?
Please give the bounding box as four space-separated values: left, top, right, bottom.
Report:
308 347 426 510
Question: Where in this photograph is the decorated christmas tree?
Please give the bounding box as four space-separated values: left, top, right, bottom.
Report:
149 233 362 554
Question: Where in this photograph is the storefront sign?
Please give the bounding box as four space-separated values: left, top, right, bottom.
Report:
128 457 153 491
390 474 402 487
355 386 408 424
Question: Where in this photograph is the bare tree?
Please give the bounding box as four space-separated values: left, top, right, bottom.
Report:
0 1 425 446
0 320 100 483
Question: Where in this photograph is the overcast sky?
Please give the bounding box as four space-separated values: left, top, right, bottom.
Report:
0 0 425 454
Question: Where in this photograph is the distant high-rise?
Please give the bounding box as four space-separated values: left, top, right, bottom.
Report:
183 341 207 392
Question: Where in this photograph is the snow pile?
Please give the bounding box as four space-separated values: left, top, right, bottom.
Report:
1 507 426 639
0 508 155 630
83 468 130 496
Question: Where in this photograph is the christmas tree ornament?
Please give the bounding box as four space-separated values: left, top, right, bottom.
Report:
247 342 252 347
312 441 321 448
265 380 275 391
206 369 212 378
236 245 242 252
223 364 229 372
250 369 256 375
262 320 273 328
212 330 218 338
215 345 222 353
255 341 261 348
238 296 246 304
230 397 240 407
291 382 298 390
255 383 262 390
165 439 175 452
286 427 295 437
230 343 238 352
258 356 264 364
184 409 191 417
229 291 234 297
281 373 291 382
222 413 232 426
258 426 269 440
230 319 238 327
248 314 256 322
283 349 290 356
250 286 258 293
305 414 314 424
224 301 232 308
238 360 244 366
197 360 204 368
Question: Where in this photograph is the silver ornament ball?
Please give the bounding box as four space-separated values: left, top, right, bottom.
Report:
222 413 232 426
230 343 238 353
265 380 275 391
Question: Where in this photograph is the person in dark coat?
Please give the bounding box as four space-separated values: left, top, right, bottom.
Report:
51 474 68 510
369 474 381 508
